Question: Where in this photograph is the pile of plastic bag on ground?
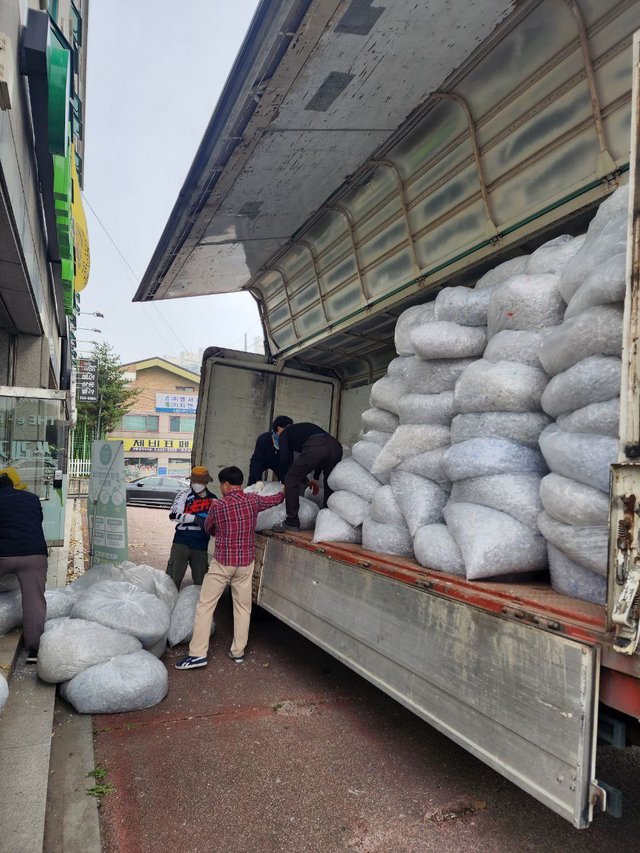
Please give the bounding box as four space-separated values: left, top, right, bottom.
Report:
0 561 191 714
310 184 628 605
534 186 628 604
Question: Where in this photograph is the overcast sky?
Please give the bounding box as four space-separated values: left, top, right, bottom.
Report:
79 0 262 364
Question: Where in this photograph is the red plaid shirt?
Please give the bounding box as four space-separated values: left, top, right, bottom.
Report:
204 488 284 566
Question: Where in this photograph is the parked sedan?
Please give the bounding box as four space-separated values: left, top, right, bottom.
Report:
126 476 189 508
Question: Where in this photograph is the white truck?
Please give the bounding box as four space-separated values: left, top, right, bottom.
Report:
137 0 640 827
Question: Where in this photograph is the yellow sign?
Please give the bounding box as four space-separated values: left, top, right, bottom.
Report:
71 144 90 292
118 438 193 454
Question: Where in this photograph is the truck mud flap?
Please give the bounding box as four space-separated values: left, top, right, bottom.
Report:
259 540 601 828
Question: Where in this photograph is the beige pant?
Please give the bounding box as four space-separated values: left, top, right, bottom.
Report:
189 558 254 659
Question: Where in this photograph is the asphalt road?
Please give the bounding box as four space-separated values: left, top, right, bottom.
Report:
93 506 640 853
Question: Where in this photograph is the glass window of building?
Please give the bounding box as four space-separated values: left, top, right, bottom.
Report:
169 416 195 433
121 415 159 432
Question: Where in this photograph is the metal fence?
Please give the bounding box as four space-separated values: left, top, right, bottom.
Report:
69 458 91 478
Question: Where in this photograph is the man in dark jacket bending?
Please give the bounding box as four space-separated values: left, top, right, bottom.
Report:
271 416 343 532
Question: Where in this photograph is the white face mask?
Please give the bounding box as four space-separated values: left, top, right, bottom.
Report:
191 482 206 493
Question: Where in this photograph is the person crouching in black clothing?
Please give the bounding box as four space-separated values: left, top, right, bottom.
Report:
271 416 343 532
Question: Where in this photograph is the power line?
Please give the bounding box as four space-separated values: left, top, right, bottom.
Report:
82 193 189 353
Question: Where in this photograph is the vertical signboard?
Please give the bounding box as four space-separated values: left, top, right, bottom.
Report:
77 357 98 402
88 440 128 565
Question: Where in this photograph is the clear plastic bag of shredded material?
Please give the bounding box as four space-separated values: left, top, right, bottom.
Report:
327 457 382 502
453 360 548 414
71 580 171 647
362 407 399 434
537 511 608 576
390 472 448 536
371 485 407 528
370 375 407 415
450 411 552 449
371 425 451 475
410 321 487 360
387 356 411 378
547 544 606 605
394 304 436 355
487 273 564 337
483 330 547 368
0 675 7 713
444 502 547 579
0 574 19 593
45 589 78 621
60 650 168 714
256 496 318 532
539 473 609 527
537 304 623 377
565 253 626 319
313 509 362 544
443 437 547 482
327 491 371 527
403 356 476 395
361 430 391 446
397 446 450 485
37 617 142 683
559 185 629 303
541 356 621 418
435 286 491 326
538 425 616 493
351 441 382 474
362 517 413 557
0 590 22 634
399 391 455 426
413 524 465 574
556 398 619 437
119 563 157 595
450 473 542 530
476 255 529 290
525 234 585 275
167 585 215 647
147 635 168 659
68 564 124 593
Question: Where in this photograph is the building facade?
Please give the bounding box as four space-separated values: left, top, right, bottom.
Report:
109 358 200 481
0 1 90 576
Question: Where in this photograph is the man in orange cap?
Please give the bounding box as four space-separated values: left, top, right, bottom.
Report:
166 466 217 588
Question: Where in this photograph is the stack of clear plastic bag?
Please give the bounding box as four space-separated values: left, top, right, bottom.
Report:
435 286 491 326
403 356 475 395
60 650 168 714
538 425 616 493
370 375 407 415
44 589 78 620
541 356 621 417
443 437 547 482
450 412 551 449
537 512 608 576
371 484 408 528
539 473 609 527
525 234 585 275
564 253 626 318
556 398 619 437
361 407 399 434
475 256 528 290
411 321 486 360
37 618 142 682
327 458 381 502
547 545 606 605
398 391 455 426
483 330 547 368
487 274 565 336
372 425 450 475
390 472 448 536
394 304 436 355
449 473 542 530
537 304 623 376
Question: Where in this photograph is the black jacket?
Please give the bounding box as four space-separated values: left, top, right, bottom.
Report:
248 432 279 486
277 422 327 481
0 486 48 557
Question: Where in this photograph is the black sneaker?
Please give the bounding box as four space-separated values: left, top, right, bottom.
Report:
272 521 300 533
228 651 245 664
26 649 38 664
175 655 207 670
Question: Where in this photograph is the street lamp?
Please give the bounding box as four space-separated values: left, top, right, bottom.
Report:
80 311 104 318
77 327 102 333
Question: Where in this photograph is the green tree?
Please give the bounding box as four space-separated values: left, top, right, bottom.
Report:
76 343 139 447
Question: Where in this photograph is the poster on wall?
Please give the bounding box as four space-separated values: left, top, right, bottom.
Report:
88 440 128 566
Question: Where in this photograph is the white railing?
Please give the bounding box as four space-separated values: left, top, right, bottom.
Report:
69 458 91 477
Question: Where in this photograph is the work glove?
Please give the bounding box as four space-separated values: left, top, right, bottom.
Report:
178 513 196 524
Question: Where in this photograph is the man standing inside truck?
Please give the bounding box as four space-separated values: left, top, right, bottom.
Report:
271 416 343 532
247 430 280 486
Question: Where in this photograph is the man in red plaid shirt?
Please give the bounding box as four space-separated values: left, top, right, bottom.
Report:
176 466 284 669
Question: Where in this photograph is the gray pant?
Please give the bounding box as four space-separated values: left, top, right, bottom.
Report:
166 542 209 587
0 554 47 650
